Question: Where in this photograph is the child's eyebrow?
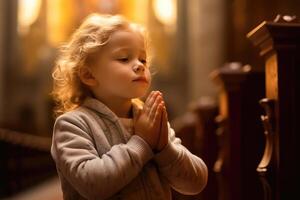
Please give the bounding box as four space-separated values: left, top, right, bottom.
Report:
112 47 130 53
112 47 146 55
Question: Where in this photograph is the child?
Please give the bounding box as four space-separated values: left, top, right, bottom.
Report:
51 13 208 200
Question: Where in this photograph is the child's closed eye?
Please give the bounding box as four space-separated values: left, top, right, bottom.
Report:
117 57 129 62
139 59 147 64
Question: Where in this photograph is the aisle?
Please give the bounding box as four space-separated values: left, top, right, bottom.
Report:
4 176 63 200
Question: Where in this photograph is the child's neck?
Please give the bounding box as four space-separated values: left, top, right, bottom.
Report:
100 97 133 118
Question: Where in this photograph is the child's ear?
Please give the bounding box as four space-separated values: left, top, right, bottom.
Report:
78 67 98 87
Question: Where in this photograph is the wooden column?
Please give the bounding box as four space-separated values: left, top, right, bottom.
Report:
247 16 300 200
211 62 265 200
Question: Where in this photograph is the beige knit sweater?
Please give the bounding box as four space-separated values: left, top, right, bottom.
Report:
51 97 208 200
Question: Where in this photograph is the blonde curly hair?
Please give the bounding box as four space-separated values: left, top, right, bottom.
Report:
51 13 151 117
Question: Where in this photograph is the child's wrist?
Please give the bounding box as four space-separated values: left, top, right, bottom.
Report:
153 144 166 154
153 148 161 154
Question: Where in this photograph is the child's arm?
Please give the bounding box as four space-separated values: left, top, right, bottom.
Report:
51 114 154 199
153 98 208 195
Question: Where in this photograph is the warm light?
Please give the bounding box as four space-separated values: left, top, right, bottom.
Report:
121 0 148 25
18 0 42 35
152 0 176 26
46 0 76 46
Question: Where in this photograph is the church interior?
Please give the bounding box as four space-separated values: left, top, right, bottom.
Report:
0 0 299 199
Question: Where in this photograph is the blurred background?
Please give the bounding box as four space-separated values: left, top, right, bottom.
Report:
0 0 299 199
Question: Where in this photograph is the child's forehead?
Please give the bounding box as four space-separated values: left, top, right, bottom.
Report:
105 28 145 49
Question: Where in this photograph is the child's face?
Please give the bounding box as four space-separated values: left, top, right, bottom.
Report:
89 28 151 101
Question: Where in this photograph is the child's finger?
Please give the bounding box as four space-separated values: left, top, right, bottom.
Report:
153 104 163 146
157 106 168 150
149 95 163 120
153 103 163 125
144 91 158 114
145 91 155 103
144 91 155 113
152 103 162 132
163 104 168 120
161 107 168 133
145 91 158 105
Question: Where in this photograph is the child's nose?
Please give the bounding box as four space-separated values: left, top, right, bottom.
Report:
133 62 145 73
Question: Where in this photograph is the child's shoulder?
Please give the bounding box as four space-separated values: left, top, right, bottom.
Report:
53 106 102 134
55 106 95 124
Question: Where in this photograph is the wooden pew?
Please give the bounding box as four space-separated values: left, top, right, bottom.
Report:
210 62 265 200
247 15 300 200
0 128 56 198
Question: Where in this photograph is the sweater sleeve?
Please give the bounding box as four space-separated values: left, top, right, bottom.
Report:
51 114 154 200
153 123 208 195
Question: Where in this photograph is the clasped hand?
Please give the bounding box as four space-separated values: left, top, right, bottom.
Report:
134 91 168 152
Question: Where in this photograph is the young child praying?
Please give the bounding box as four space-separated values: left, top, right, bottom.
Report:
51 13 208 200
